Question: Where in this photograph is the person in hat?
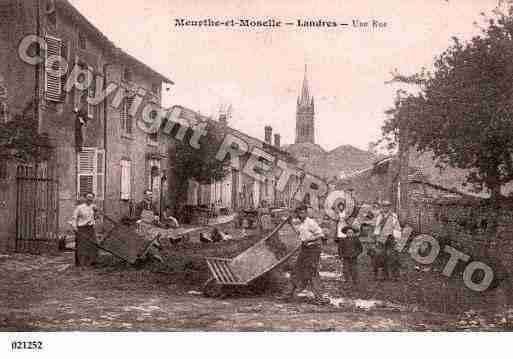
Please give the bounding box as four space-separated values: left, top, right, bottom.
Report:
281 204 329 304
337 224 363 286
373 200 402 281
373 200 401 244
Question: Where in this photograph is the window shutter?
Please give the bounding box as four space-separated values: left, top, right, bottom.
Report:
44 35 62 102
120 159 131 200
77 147 95 198
96 149 105 200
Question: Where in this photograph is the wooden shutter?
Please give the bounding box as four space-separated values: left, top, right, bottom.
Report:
44 35 62 102
120 159 131 200
78 147 104 199
77 147 95 198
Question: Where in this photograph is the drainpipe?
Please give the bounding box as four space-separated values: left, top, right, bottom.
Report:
102 62 117 214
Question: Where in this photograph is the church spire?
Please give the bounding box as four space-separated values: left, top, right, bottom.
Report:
299 64 310 106
295 63 315 144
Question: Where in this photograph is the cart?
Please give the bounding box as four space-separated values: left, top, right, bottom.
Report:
203 216 301 296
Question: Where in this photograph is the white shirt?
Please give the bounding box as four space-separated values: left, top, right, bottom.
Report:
72 203 97 228
374 211 401 242
295 217 324 244
336 211 349 238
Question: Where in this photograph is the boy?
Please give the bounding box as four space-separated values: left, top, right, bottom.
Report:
337 224 363 286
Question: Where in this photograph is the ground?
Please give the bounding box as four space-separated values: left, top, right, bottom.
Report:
2 238 513 331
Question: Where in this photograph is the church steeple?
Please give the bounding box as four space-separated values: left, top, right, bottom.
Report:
295 64 315 144
299 64 310 106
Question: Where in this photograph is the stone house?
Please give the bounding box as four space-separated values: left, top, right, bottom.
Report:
0 0 173 251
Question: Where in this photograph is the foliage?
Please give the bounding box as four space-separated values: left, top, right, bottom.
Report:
0 110 50 163
174 121 230 185
382 10 513 201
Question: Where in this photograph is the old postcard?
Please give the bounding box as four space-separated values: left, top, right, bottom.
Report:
2 0 513 350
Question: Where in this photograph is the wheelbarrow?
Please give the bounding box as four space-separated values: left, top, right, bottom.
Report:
203 216 301 297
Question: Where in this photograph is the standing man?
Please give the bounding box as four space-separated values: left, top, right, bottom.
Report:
281 204 329 305
373 200 402 280
71 192 99 266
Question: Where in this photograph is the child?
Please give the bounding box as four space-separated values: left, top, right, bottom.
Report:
337 224 363 285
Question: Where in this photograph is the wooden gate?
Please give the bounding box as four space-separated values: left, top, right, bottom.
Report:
16 165 59 253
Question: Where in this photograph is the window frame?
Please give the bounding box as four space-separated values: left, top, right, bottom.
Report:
120 159 132 200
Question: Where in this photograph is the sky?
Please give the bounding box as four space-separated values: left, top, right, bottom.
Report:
70 0 500 151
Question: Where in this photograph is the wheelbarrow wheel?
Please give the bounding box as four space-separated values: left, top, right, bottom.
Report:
203 278 225 298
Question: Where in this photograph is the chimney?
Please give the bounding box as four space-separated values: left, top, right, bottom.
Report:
264 125 272 144
274 133 281 148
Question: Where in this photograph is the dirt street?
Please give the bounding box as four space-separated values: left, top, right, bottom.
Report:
0 248 512 331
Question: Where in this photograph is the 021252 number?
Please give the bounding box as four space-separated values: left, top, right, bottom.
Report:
11 341 43 350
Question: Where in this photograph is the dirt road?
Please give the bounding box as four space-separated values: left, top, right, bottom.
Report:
0 251 511 331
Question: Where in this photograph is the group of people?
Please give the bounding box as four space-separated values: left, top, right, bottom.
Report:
281 199 402 304
71 189 179 267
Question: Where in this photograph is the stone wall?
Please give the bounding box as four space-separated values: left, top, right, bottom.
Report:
404 199 513 264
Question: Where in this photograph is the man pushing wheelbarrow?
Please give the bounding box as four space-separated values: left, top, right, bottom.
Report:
279 204 330 305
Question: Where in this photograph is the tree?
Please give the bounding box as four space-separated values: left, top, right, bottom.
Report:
170 119 230 213
383 11 513 204
0 103 50 164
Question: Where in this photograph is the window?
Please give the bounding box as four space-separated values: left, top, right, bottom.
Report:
61 41 68 99
152 83 160 95
78 32 87 50
0 102 8 123
73 61 89 110
44 35 62 102
148 159 160 191
148 132 158 145
0 161 7 180
123 68 132 82
46 0 57 27
77 147 105 199
121 96 134 134
120 159 131 200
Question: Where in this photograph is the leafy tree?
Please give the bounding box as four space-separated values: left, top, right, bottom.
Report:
170 119 230 213
383 11 513 204
0 103 50 163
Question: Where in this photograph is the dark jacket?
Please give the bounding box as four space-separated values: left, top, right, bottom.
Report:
337 236 363 259
134 200 158 220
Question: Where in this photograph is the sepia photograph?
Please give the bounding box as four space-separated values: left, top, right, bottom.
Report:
1 0 513 349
